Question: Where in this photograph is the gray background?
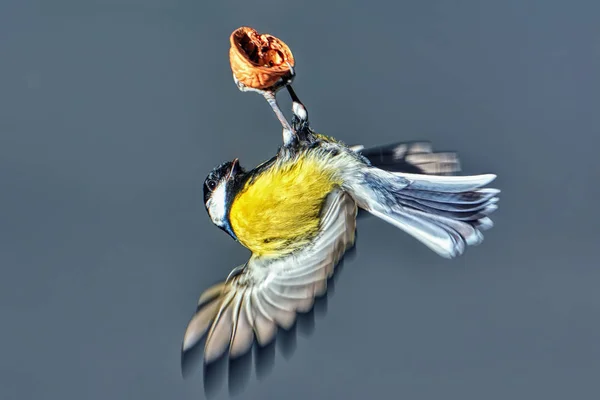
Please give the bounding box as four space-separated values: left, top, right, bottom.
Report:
1 0 599 399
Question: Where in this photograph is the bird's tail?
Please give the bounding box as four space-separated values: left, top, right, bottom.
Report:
349 168 499 258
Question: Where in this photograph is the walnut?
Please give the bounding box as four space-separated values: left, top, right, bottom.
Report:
229 27 295 90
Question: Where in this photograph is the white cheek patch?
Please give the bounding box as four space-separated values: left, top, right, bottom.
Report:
207 181 228 227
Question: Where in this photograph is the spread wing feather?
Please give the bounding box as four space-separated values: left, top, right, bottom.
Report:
352 141 461 175
182 189 357 363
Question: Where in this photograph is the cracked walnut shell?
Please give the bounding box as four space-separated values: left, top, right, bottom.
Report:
229 26 295 90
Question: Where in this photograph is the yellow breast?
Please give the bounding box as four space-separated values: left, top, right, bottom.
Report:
229 153 342 256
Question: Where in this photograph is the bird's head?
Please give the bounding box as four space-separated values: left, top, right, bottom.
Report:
203 158 245 239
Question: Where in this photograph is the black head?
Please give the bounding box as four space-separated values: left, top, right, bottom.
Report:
203 158 245 239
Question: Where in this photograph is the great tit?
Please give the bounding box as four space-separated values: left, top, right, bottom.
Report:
182 86 500 364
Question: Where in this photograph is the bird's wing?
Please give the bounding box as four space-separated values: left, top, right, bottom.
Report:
351 141 461 175
182 188 357 364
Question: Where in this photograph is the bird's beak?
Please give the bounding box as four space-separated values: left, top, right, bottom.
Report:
227 158 239 180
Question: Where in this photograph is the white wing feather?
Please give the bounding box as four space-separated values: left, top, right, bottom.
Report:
182 189 357 363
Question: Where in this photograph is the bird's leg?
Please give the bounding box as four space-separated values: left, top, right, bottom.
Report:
284 79 316 141
281 63 308 131
261 91 296 146
286 85 309 126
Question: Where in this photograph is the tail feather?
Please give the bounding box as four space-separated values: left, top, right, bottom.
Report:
473 217 494 231
397 196 498 221
368 206 468 257
394 172 497 193
397 187 499 205
403 207 484 246
353 168 499 258
398 193 499 213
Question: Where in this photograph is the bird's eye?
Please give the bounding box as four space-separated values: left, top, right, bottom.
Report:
206 179 217 191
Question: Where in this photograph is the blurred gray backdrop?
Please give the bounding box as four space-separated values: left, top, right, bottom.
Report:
1 0 599 399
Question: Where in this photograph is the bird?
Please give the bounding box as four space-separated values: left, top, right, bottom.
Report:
181 85 500 365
